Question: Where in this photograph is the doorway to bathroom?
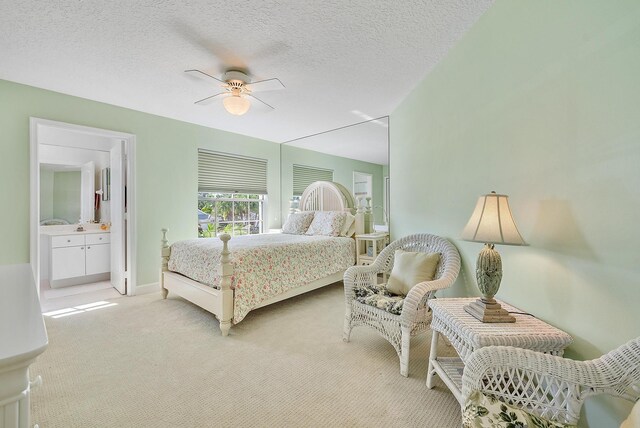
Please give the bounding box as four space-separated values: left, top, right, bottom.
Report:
30 118 136 310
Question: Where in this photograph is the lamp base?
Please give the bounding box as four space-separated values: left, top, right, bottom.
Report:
464 298 515 323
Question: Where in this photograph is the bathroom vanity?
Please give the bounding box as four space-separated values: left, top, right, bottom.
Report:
40 226 111 288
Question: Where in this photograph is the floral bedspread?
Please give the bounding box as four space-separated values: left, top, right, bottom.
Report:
168 234 355 322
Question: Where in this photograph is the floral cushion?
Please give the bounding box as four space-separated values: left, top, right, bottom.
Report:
305 211 347 236
353 283 404 315
462 391 576 428
282 211 315 234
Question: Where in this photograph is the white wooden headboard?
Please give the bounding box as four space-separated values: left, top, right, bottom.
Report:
299 181 356 213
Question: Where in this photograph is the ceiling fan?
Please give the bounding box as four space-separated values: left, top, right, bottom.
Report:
185 69 285 116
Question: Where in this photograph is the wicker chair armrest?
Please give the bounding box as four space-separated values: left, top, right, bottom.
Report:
399 241 461 327
344 264 382 283
343 263 384 301
400 277 453 327
460 337 640 425
463 346 580 398
460 343 640 425
461 346 595 424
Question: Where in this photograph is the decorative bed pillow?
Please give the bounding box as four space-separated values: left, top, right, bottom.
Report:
386 250 440 296
340 212 356 237
305 211 347 236
282 211 315 234
346 219 356 237
462 391 576 428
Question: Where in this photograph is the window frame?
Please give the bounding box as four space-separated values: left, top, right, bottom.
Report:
198 192 266 237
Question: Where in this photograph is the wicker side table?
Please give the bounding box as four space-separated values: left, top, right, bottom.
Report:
426 297 572 404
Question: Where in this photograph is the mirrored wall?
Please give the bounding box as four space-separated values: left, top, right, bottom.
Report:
280 116 389 230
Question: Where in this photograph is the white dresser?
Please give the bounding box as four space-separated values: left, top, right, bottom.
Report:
0 264 48 428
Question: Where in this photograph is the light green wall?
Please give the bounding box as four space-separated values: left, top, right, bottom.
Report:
0 79 281 286
39 169 54 221
390 1 640 426
281 145 384 223
52 171 81 223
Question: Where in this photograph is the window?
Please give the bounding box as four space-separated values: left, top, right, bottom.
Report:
198 149 267 194
198 193 264 237
292 164 333 196
197 150 268 237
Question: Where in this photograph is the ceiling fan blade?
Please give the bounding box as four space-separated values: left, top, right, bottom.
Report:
194 92 226 105
185 69 224 84
246 77 285 92
247 94 275 110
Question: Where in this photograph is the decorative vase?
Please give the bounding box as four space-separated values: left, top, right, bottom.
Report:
476 243 503 302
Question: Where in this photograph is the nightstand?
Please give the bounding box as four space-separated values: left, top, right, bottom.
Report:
426 297 572 404
355 232 389 265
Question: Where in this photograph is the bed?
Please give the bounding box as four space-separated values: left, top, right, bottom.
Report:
160 181 363 336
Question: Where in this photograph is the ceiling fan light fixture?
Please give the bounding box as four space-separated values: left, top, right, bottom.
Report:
223 95 251 116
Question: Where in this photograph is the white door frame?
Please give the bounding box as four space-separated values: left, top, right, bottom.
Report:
30 118 137 296
353 171 373 200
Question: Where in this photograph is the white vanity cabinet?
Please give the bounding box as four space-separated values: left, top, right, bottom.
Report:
49 232 110 287
85 234 111 275
50 234 85 280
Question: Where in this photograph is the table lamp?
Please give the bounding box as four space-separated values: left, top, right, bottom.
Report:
461 191 526 323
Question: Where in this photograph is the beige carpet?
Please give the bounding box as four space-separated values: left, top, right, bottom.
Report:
31 283 461 427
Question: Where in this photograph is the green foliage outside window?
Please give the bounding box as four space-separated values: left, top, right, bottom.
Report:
198 193 264 238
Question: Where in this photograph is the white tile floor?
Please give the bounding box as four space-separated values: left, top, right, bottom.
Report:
40 280 123 312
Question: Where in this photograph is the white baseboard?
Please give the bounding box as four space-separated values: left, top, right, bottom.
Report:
135 282 160 296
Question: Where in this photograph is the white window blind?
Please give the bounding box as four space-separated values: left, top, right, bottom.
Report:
292 164 333 195
198 149 268 194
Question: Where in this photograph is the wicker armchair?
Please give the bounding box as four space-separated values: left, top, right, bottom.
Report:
343 233 461 377
461 337 640 426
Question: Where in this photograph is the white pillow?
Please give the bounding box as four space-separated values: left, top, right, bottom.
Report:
346 219 356 237
340 212 356 237
305 211 347 236
282 211 314 234
386 250 441 296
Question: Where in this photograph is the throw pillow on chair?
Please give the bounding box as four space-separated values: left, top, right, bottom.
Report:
386 250 440 296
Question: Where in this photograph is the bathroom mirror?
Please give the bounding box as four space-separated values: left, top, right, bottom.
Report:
281 116 389 229
39 162 95 224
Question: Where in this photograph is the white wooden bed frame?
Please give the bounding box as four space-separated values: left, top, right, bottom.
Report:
160 181 359 336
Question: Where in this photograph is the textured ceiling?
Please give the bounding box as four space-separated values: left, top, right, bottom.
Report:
0 0 493 164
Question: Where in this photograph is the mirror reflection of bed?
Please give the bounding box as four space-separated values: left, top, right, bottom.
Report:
280 116 389 232
161 181 363 336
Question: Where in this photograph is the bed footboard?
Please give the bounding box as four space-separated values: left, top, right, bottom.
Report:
160 229 235 336
160 228 170 299
218 233 234 336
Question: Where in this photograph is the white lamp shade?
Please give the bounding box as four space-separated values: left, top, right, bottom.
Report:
223 95 251 116
461 192 526 246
